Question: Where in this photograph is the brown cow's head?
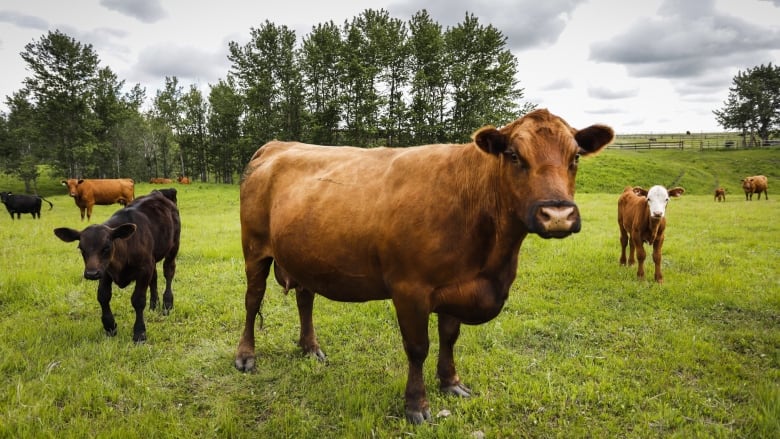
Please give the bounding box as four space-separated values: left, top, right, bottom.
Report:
54 224 137 280
474 109 614 238
741 177 754 192
61 179 84 198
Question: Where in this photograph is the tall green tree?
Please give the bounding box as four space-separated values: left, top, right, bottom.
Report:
444 14 524 142
207 78 242 183
21 30 100 177
151 76 183 177
228 21 303 146
180 85 208 181
3 90 43 192
407 10 447 145
714 63 780 145
300 21 344 145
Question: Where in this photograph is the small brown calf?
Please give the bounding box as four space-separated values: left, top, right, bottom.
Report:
618 185 684 283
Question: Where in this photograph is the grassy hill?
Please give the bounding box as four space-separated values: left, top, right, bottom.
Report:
574 148 778 195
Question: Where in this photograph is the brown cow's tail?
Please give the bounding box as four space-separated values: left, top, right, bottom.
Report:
40 196 54 210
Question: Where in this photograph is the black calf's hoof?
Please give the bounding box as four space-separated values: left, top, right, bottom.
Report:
133 332 147 343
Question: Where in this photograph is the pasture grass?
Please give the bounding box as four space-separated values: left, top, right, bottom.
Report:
0 149 778 438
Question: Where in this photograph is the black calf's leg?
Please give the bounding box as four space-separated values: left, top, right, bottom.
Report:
97 277 117 336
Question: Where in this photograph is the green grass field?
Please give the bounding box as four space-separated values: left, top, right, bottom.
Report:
0 148 778 438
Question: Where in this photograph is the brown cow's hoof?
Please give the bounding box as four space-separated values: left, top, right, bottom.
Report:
441 382 472 397
235 355 256 372
405 408 432 425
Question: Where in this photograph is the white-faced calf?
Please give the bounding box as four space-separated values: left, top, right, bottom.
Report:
618 185 684 283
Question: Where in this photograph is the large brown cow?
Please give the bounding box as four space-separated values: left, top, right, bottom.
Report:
741 175 768 200
618 185 685 283
54 191 180 342
61 178 135 221
235 109 614 423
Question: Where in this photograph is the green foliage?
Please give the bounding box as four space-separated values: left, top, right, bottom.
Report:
713 63 780 143
1 150 778 437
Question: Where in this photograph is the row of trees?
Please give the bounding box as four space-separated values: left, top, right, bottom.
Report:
0 9 533 191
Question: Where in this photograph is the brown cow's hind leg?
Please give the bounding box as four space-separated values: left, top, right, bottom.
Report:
296 288 325 360
235 256 272 372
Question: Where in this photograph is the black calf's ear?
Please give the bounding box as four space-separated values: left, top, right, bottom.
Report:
54 227 81 243
474 126 508 155
111 223 137 240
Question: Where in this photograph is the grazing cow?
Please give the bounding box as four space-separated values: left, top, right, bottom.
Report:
152 188 177 205
150 177 173 184
741 175 768 200
618 185 685 283
235 109 614 424
53 191 181 342
177 175 191 184
61 178 135 221
714 187 726 202
0 192 53 219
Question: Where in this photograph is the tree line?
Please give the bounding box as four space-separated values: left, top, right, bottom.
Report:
0 9 534 192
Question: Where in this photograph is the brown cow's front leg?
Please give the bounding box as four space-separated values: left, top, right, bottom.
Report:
652 238 664 283
634 239 646 280
295 288 325 360
235 256 272 372
393 297 432 424
437 313 471 397
130 273 150 343
97 277 117 337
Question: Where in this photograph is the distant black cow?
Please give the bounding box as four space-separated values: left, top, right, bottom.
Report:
1 192 53 219
152 188 177 205
54 191 181 342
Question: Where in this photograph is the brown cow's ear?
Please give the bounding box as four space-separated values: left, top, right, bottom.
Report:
473 126 508 155
632 186 648 197
111 223 137 240
77 179 85 185
575 125 614 154
60 180 67 186
668 187 685 197
54 227 81 243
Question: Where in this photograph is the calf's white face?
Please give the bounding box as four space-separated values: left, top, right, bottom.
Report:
646 185 670 218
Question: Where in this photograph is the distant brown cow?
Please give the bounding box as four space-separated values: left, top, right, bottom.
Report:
235 109 615 423
61 178 135 221
150 178 173 184
714 187 726 202
54 191 181 342
177 175 191 184
741 175 768 200
618 185 685 283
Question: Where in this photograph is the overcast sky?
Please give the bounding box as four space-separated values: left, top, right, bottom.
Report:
0 0 778 134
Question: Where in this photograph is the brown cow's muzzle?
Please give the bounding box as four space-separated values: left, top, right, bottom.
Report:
529 201 581 239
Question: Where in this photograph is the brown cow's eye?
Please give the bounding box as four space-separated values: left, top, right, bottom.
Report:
570 154 580 170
